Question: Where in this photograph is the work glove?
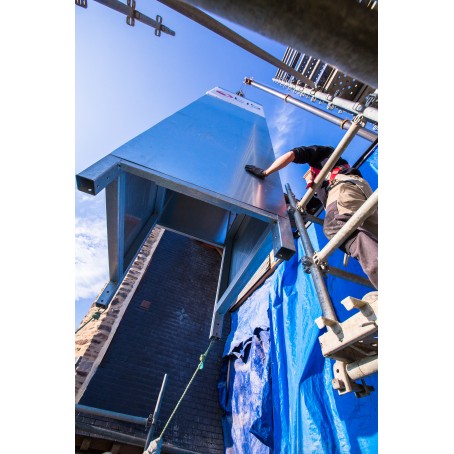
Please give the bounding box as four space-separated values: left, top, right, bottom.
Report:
305 181 314 189
245 164 266 179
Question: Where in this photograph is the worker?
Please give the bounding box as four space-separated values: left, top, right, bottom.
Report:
245 145 378 289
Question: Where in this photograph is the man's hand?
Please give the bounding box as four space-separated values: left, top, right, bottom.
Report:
245 164 266 179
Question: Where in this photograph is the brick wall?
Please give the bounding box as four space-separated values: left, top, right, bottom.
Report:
75 227 164 399
76 230 229 453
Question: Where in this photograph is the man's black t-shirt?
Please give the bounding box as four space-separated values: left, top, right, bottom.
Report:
291 145 362 206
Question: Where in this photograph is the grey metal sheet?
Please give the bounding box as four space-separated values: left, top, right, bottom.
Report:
228 216 269 283
157 190 230 246
110 88 287 218
76 87 296 311
123 173 159 256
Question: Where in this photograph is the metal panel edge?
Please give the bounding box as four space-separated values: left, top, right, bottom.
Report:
119 160 283 222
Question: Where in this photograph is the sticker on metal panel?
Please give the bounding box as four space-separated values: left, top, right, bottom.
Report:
206 87 265 117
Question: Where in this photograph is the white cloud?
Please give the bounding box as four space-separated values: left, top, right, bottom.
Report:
75 215 109 301
268 103 305 154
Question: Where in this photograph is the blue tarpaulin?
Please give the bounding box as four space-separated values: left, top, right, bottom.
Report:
219 223 378 453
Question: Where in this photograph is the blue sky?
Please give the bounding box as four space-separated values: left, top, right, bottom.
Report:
75 1 373 328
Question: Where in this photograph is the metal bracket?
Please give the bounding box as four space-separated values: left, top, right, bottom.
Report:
332 360 375 397
313 251 327 269
95 281 119 308
301 256 312 274
318 295 378 359
341 296 376 319
75 0 87 8
314 316 342 337
352 113 366 128
155 14 162 36
365 92 378 107
126 0 136 26
343 253 350 267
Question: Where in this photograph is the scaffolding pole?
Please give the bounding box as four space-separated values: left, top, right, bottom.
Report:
286 183 339 328
272 78 378 125
244 78 377 142
297 117 364 211
75 404 149 427
314 190 378 264
144 374 168 451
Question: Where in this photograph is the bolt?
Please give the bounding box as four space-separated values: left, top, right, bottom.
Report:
332 378 345 391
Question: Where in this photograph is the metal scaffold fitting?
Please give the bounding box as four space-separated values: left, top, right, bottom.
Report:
286 185 341 335
76 0 176 37
314 190 378 264
296 116 364 212
244 78 377 142
126 0 136 26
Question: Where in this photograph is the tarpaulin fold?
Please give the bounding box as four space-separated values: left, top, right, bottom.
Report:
219 223 377 453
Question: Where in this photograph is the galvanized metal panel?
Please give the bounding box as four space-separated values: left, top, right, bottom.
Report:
123 173 159 257
228 216 269 283
109 88 287 218
157 190 230 246
76 88 295 311
76 155 121 195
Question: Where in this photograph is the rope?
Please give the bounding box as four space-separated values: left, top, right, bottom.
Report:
75 309 105 334
157 339 216 440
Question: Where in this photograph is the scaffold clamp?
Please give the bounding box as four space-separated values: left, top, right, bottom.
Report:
313 251 327 269
126 0 136 26
301 256 312 273
155 15 163 36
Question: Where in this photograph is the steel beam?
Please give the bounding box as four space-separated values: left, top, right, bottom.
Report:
209 214 243 338
245 78 377 142
76 155 122 196
211 225 272 336
105 173 126 283
271 216 296 261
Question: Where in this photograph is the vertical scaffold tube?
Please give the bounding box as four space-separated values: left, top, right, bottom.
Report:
286 184 338 323
144 374 168 451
